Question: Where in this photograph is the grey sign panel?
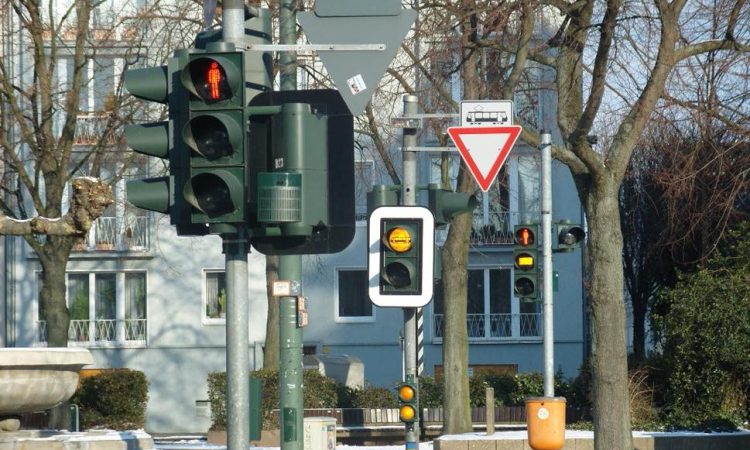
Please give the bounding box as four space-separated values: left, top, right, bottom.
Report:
298 8 417 116
314 0 402 17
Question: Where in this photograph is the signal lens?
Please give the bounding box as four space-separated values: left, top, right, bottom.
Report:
190 58 231 101
399 405 416 422
515 226 535 246
515 253 535 270
386 226 413 253
399 385 415 402
515 277 535 296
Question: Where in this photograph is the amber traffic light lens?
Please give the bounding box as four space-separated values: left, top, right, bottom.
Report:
514 252 535 270
399 405 416 421
399 385 415 402
386 226 413 253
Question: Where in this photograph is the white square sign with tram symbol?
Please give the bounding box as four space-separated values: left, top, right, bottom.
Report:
461 100 513 127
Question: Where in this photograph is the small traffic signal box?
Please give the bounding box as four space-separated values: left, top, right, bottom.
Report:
368 206 434 308
513 224 539 300
553 221 586 252
397 380 418 426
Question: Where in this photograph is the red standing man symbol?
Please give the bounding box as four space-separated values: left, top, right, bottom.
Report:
207 61 222 100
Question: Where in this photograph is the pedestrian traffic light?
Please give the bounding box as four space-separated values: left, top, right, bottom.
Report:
554 221 586 252
397 381 418 425
180 43 247 226
124 51 204 235
513 224 539 300
367 206 434 308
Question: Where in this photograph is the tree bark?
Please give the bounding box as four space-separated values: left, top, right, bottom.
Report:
37 236 74 347
263 254 280 370
584 181 633 450
441 168 475 434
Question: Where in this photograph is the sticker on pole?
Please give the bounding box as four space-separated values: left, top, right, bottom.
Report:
447 125 522 192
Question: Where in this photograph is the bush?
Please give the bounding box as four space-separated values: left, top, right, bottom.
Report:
653 225 750 430
337 384 397 408
208 369 339 430
418 376 443 407
71 369 148 430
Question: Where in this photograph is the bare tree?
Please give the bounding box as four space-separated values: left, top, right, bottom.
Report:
0 0 202 347
383 0 750 446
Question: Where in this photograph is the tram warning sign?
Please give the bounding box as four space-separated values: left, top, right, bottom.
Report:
461 100 513 126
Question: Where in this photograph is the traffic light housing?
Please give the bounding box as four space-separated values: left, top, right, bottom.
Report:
554 221 585 252
427 184 478 226
513 224 539 300
397 381 418 425
247 89 355 255
180 44 248 228
367 206 434 308
124 51 208 235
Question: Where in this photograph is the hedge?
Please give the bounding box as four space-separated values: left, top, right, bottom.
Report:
71 369 148 430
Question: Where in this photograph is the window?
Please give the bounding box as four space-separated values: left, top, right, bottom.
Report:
204 270 227 322
37 272 147 346
433 267 541 340
335 269 373 322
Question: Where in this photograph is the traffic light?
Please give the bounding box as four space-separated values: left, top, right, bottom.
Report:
427 184 478 226
397 381 418 425
554 221 585 252
367 206 434 308
124 52 205 235
180 44 247 227
513 224 539 300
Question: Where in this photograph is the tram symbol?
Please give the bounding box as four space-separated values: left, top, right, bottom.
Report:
465 110 509 125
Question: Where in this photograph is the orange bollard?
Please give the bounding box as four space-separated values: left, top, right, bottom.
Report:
525 397 566 450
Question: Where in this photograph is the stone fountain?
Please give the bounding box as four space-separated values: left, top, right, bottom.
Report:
0 348 154 449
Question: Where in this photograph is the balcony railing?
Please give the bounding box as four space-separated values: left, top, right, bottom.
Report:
37 319 147 346
470 211 520 246
73 216 150 252
433 313 542 340
74 114 119 146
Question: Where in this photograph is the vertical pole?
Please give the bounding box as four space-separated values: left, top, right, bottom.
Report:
540 130 554 397
279 3 303 450
402 94 420 448
221 0 244 47
224 232 250 450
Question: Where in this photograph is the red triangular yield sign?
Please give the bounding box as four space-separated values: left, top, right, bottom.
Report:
447 125 523 192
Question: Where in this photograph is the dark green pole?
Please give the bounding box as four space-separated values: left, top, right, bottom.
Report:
278 2 304 450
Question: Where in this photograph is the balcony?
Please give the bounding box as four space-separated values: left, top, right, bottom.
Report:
432 313 542 341
73 216 150 252
470 211 520 246
36 319 147 347
73 114 119 146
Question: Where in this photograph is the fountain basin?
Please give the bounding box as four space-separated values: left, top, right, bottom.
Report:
0 348 93 414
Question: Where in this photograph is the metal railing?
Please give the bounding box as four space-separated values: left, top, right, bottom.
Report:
470 211 519 246
37 319 147 345
73 114 119 146
433 313 542 340
73 216 150 252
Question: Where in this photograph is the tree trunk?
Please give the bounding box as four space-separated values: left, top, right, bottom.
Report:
441 169 474 434
263 254 280 370
584 183 633 450
37 236 74 347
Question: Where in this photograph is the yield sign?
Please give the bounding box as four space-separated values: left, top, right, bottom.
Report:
447 125 523 192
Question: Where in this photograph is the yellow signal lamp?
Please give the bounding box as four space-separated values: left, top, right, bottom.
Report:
399 404 417 422
398 384 416 402
385 226 413 253
515 252 535 270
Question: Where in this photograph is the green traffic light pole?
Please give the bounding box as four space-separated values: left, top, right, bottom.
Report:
401 94 421 448
278 2 304 450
